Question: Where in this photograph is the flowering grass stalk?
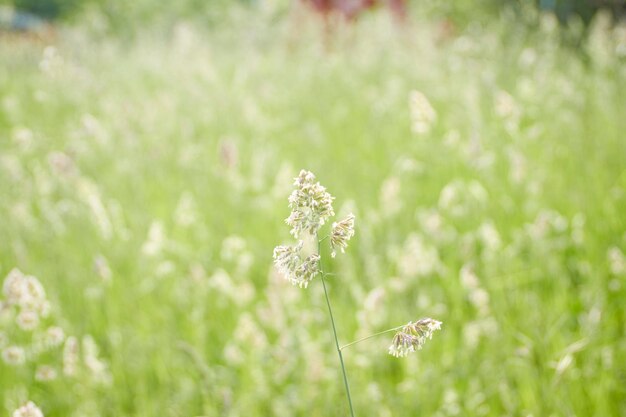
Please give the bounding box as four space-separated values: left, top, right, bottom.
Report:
273 170 441 416
318 237 356 417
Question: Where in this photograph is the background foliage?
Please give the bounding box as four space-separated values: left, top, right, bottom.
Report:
2 0 626 23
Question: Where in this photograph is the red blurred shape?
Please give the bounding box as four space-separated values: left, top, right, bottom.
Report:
303 0 407 21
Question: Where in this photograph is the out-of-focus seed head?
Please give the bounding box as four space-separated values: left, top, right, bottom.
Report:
16 310 39 331
409 91 437 134
2 345 26 365
12 401 44 417
83 335 108 378
330 213 356 258
2 269 48 315
94 255 113 283
3 268 26 303
23 276 46 306
35 365 58 382
388 318 442 358
43 326 65 348
285 170 335 238
608 247 626 275
63 336 79 376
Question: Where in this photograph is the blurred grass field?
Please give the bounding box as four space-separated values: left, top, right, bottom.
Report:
1 3 626 416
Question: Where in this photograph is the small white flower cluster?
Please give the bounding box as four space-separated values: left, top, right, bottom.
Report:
388 318 442 358
273 170 356 288
12 401 44 417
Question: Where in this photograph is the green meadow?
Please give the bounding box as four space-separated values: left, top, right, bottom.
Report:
1 3 625 416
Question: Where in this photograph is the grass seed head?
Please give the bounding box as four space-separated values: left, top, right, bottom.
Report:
293 254 321 288
389 318 442 358
286 170 335 238
330 213 356 258
273 241 304 283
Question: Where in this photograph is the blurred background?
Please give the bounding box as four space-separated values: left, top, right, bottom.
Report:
1 0 625 416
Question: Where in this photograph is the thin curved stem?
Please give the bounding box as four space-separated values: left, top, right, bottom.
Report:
340 326 403 351
318 237 355 417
